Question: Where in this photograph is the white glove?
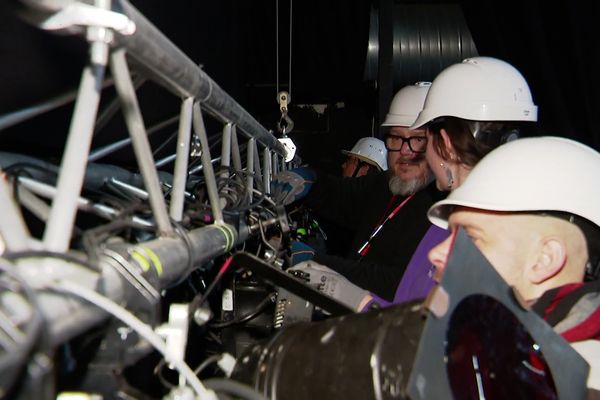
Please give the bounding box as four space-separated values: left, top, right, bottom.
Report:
289 261 371 312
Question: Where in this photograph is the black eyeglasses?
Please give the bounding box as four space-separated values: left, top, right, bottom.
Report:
384 134 427 153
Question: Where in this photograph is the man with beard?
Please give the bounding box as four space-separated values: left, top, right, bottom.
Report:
275 82 447 304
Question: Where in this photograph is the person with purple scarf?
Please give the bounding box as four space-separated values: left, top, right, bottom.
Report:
287 57 539 312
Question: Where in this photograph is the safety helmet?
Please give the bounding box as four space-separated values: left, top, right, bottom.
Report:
427 136 600 230
382 82 432 127
341 137 388 170
411 57 538 129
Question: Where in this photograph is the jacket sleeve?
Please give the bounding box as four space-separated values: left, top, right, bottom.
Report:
313 252 400 301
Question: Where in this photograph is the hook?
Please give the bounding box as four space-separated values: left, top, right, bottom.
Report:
276 91 294 134
277 111 294 135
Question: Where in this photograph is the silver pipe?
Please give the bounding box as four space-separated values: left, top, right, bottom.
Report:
263 147 272 195
272 153 280 176
110 48 173 236
170 97 193 222
19 176 153 227
192 102 223 224
230 125 243 184
88 115 179 162
220 123 232 178
0 177 31 252
16 185 51 224
155 154 176 168
219 123 232 208
253 142 262 185
43 19 110 251
246 138 255 203
94 75 145 133
187 156 221 175
109 177 149 200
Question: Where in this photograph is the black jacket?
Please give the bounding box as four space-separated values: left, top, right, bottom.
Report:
305 170 443 300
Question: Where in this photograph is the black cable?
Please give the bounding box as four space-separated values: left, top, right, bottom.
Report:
214 165 271 211
103 180 147 204
188 257 234 323
209 292 276 329
203 378 269 400
193 354 222 376
153 359 176 389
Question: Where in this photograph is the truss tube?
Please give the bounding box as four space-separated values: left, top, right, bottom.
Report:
110 49 173 236
131 223 243 289
230 125 243 186
253 142 263 186
272 153 280 176
220 123 232 178
88 115 179 162
0 177 31 252
192 102 224 224
43 44 108 252
17 222 244 346
246 138 255 203
263 148 272 195
16 0 286 156
170 97 193 222
106 0 287 156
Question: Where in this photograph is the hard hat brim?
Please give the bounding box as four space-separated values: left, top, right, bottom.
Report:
341 150 381 169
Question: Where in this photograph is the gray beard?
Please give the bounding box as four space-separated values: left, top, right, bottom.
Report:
388 171 433 196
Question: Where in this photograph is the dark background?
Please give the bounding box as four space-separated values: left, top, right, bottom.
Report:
1 0 599 174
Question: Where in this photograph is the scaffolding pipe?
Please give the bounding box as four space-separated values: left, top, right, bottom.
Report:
170 97 194 222
15 0 287 158
111 0 287 156
12 221 245 347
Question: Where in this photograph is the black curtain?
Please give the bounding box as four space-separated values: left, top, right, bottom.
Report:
461 0 600 150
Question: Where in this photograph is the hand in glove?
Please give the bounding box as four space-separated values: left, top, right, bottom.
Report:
290 240 316 265
288 261 372 312
271 167 316 205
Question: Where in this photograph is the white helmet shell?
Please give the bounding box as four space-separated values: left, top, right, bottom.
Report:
341 137 388 170
382 82 432 127
411 57 538 129
428 136 600 230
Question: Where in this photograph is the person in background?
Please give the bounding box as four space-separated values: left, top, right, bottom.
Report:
322 137 388 256
426 136 600 391
274 82 447 307
340 137 387 178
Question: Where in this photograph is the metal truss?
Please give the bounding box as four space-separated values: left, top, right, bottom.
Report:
0 0 296 397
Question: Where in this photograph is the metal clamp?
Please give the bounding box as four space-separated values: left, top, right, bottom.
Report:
277 91 290 113
277 91 294 134
40 2 136 37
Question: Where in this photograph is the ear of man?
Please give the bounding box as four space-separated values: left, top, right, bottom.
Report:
529 237 567 284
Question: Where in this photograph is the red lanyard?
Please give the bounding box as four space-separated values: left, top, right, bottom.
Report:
357 193 416 257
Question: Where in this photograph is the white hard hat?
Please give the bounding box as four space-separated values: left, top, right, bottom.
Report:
428 136 600 230
411 57 538 129
341 137 388 170
382 82 432 127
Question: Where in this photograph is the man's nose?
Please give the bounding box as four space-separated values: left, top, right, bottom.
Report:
399 140 415 156
428 236 452 282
